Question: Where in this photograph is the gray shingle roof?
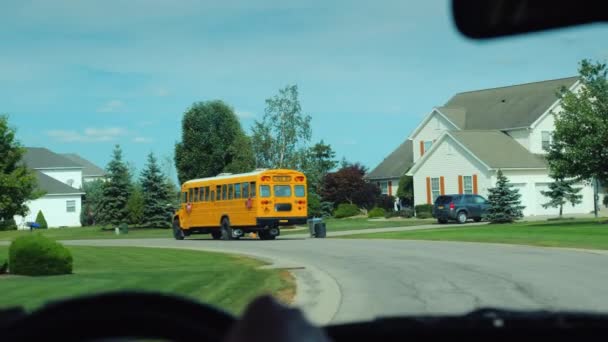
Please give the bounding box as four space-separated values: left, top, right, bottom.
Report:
442 77 579 130
366 139 414 180
23 147 82 169
61 153 106 177
450 130 547 169
35 170 84 195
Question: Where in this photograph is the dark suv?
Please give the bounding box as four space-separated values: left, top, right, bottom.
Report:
432 194 489 224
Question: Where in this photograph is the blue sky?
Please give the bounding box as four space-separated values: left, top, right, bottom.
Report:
2 0 607 180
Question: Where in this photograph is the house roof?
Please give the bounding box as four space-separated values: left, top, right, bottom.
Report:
23 147 82 169
35 170 84 195
366 139 414 180
441 76 579 130
61 153 106 177
449 130 547 169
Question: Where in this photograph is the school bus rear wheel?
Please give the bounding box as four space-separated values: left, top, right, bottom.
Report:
172 219 185 240
220 218 233 241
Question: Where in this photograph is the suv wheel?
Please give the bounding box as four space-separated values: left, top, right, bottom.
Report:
457 211 468 224
473 217 482 222
438 218 448 224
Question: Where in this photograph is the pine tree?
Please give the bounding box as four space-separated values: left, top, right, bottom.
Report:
98 145 131 226
541 176 583 218
140 153 173 228
35 210 48 229
486 170 525 223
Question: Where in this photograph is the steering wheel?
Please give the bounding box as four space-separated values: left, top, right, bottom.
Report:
4 291 236 341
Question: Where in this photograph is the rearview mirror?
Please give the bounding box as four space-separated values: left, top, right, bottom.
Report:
452 0 607 39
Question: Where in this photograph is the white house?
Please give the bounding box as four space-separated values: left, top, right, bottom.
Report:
14 148 89 228
61 153 106 183
370 76 605 217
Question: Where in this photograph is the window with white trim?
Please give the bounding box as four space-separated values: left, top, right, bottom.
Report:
431 177 440 201
66 200 76 213
463 176 473 194
541 131 552 151
424 141 433 153
379 181 388 195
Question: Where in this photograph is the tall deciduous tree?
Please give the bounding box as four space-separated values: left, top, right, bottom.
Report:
251 85 312 169
541 176 583 218
548 60 608 216
0 115 40 230
486 170 525 223
141 153 173 228
98 145 131 226
175 101 255 184
321 162 380 210
302 140 338 193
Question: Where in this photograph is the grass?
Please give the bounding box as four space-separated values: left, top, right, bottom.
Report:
0 226 177 241
282 217 435 235
340 218 608 250
0 245 294 314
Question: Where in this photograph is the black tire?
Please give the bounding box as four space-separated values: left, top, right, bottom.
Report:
457 211 468 224
173 219 184 240
438 218 448 224
259 231 276 240
211 230 222 240
220 218 233 240
473 217 482 222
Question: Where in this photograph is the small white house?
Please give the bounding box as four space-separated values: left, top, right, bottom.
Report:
371 76 606 217
14 147 89 228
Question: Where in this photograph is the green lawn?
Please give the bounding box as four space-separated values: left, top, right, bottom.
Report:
0 226 178 241
341 219 608 250
0 246 293 313
282 217 435 235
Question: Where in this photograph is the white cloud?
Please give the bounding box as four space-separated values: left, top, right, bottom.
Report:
133 136 153 143
96 99 125 113
236 110 255 119
47 127 127 142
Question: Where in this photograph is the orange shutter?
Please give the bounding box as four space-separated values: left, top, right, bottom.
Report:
458 175 463 194
440 176 445 195
388 181 392 196
420 141 425 156
473 174 478 194
426 177 431 204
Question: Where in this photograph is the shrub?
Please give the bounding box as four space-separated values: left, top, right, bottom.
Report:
415 204 433 219
334 203 360 218
385 208 414 219
375 194 396 211
9 234 73 276
0 260 7 274
0 218 17 231
35 210 48 229
368 207 386 218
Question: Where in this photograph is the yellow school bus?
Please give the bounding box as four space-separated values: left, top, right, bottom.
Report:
172 169 307 240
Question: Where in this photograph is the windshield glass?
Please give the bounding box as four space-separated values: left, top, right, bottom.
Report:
1 0 607 326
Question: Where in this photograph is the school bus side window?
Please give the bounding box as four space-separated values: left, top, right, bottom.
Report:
193 188 199 202
205 186 210 201
216 186 221 201
222 185 227 200
250 182 256 197
260 185 271 198
242 182 249 198
199 187 204 202
188 188 194 202
235 183 241 199
228 184 234 200
182 192 188 203
295 185 306 197
210 191 215 201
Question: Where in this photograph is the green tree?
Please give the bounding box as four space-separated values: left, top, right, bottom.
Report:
251 85 312 169
486 170 525 223
126 184 144 225
141 153 173 228
396 174 414 206
540 176 583 218
97 145 131 226
301 140 337 193
548 60 608 216
81 179 104 226
321 162 380 210
35 210 48 229
0 115 40 229
174 101 255 184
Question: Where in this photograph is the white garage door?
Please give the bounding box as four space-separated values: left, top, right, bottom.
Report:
511 183 532 217
534 183 556 216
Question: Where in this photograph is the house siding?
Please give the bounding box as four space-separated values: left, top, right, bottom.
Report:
412 112 456 163
40 169 83 190
529 108 557 154
505 128 531 150
14 195 82 229
413 137 491 205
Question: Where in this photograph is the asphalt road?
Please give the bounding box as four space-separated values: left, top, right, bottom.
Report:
62 236 608 325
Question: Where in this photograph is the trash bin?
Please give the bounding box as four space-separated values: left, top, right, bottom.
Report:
307 218 324 238
314 222 326 238
118 223 129 234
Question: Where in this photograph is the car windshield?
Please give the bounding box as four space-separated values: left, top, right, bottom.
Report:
1 0 608 327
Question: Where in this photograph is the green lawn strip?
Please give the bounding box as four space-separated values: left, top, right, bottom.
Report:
339 219 608 250
281 217 435 235
0 246 293 314
0 226 178 241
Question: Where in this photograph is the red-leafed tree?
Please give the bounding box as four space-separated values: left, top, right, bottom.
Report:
321 162 380 210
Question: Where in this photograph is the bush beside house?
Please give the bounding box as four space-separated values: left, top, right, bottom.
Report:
35 210 48 229
368 207 386 218
415 204 433 219
9 234 73 276
334 203 360 218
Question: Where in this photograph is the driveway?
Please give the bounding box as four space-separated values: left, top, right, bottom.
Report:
63 237 608 326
